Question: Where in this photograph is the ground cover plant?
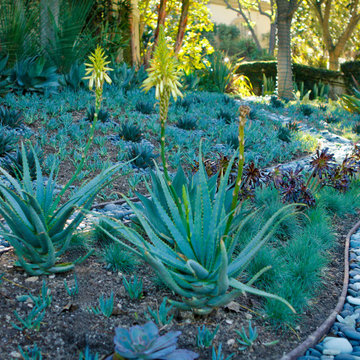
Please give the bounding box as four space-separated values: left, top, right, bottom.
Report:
1 26 360 360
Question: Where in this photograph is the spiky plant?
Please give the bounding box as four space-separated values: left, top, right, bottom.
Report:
142 26 182 185
0 144 123 275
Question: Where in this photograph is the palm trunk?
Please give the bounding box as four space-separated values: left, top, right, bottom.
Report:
276 16 293 98
130 0 141 68
174 0 190 55
40 0 59 51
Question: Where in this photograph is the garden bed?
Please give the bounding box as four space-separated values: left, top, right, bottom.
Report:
0 213 358 359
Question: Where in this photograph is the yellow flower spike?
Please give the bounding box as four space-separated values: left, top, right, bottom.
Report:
84 45 113 92
141 26 183 186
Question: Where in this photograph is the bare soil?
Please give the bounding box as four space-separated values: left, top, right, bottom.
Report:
0 213 357 360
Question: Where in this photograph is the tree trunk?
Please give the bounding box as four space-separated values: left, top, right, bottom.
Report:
144 0 167 65
269 21 277 56
40 0 59 51
328 50 339 71
277 16 293 98
130 0 141 68
174 0 190 55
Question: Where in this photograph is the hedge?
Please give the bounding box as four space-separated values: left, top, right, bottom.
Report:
341 61 360 91
237 60 342 96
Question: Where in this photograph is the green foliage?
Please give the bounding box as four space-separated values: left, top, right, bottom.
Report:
60 62 85 91
196 325 219 349
341 61 360 90
0 53 10 95
237 60 340 96
217 108 234 124
145 297 174 326
11 302 47 331
112 321 198 360
111 64 147 92
0 145 122 275
9 56 59 94
2 144 44 180
118 122 142 142
353 123 360 134
85 106 110 123
123 275 143 299
262 74 276 95
176 115 198 130
224 132 239 149
88 291 114 318
270 96 284 108
125 143 158 169
100 151 297 315
18 343 42 360
64 274 79 297
0 1 38 66
0 129 17 157
135 100 155 114
102 242 139 273
235 321 258 350
93 218 118 246
277 126 292 143
0 106 23 128
299 104 314 116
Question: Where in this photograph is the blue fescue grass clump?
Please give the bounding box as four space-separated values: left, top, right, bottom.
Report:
244 185 354 327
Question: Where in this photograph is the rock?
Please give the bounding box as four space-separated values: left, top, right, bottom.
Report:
323 337 353 354
341 327 360 341
323 349 341 355
227 339 235 346
306 348 322 357
347 297 360 306
9 351 21 358
352 284 360 291
25 276 39 283
335 355 360 360
298 357 321 360
104 203 120 212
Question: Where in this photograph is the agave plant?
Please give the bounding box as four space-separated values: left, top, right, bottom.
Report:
342 88 360 114
108 321 198 360
100 152 297 315
0 144 123 275
2 143 43 180
9 56 59 94
0 106 23 128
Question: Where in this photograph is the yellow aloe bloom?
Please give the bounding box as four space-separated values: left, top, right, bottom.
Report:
84 45 113 91
142 27 182 101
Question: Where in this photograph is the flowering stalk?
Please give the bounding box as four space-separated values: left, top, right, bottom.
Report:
52 46 112 210
225 105 249 233
142 26 182 185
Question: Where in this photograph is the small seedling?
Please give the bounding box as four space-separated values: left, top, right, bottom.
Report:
212 343 234 360
88 291 114 318
78 345 99 360
64 274 79 297
235 320 258 350
11 303 46 331
18 343 42 360
196 325 219 349
123 275 143 299
145 297 173 326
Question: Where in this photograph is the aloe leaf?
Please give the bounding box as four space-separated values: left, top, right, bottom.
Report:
229 278 296 313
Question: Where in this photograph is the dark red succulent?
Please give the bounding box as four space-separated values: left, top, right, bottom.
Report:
309 148 336 179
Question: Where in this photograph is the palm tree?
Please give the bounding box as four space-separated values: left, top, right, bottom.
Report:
276 0 301 99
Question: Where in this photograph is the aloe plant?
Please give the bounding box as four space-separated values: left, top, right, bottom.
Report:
0 144 122 275
100 151 297 314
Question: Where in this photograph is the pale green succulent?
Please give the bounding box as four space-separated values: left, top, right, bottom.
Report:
99 150 297 315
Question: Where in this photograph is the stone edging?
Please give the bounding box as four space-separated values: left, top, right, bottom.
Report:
281 218 360 360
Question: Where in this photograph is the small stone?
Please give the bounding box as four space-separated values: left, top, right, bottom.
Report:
335 355 360 360
49 275 55 279
306 348 322 357
323 337 353 354
25 276 38 283
227 339 235 346
323 349 341 355
352 283 360 291
225 319 233 325
298 357 321 360
341 327 360 340
9 351 21 358
347 296 360 306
